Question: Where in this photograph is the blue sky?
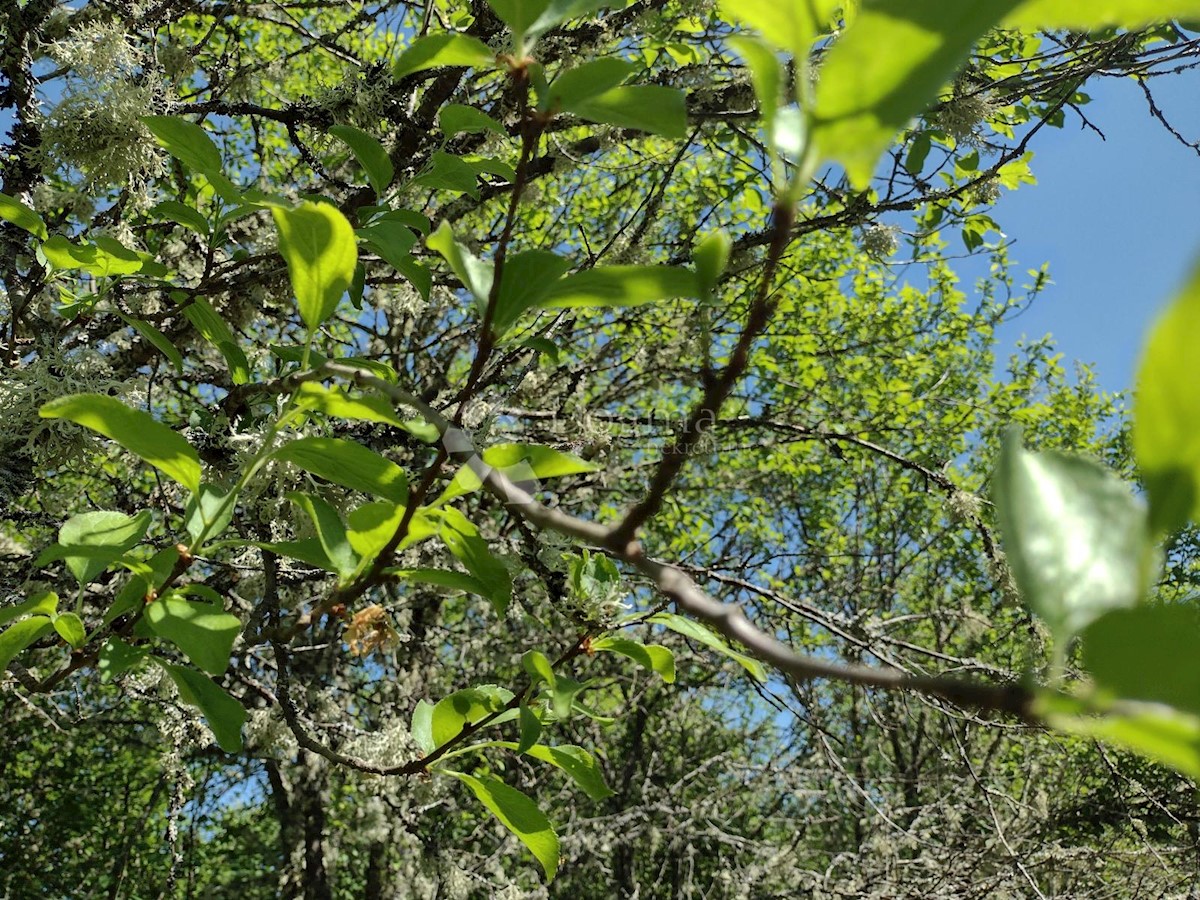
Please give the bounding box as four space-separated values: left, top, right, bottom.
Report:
987 68 1200 393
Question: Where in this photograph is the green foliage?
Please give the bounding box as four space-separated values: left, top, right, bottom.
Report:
5 0 1200 895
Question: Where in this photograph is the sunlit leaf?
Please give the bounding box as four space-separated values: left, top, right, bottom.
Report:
40 395 202 495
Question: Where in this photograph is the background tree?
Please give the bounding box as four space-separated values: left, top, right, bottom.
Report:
4 1 1200 897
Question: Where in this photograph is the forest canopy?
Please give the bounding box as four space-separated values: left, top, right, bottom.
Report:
5 1 1200 897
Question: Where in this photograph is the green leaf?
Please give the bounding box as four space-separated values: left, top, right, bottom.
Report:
162 663 246 752
272 201 358 331
568 86 688 139
444 771 559 881
524 0 612 44
411 699 436 753
0 616 54 671
119 314 184 374
427 221 494 308
357 221 418 271
539 265 698 308
286 491 359 579
812 1 1019 189
0 590 59 628
904 132 933 177
1083 605 1200 715
522 649 556 687
516 743 613 801
492 250 573 334
329 125 394 197
431 684 516 748
592 636 675 683
648 612 768 681
150 199 210 235
729 35 782 138
181 297 250 384
517 705 542 754
549 673 586 720
1039 691 1200 781
53 509 152 585
720 0 839 60
693 230 732 299
440 512 512 615
40 394 202 495
146 594 241 675
294 382 405 428
143 115 224 175
993 429 1154 646
41 235 155 277
53 612 86 649
488 0 552 47
1003 1 1200 30
392 33 496 80
98 637 147 683
271 437 408 503
248 539 341 573
541 58 635 112
386 567 489 597
412 151 481 198
0 191 48 240
1133 261 1200 535
439 104 508 137
185 483 235 543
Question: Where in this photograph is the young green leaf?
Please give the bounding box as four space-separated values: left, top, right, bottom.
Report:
41 235 155 277
520 744 613 801
0 616 55 672
440 513 512 614
119 314 185 374
40 394 202 495
185 483 235 543
98 637 147 683
386 567 490 597
180 297 250 384
727 36 782 138
146 595 242 675
52 509 152 585
271 437 409 503
411 699 436 753
541 58 635 112
272 201 358 331
142 116 224 175
53 612 87 649
993 429 1155 647
445 771 560 880
1038 690 1200 781
538 265 698 308
150 200 210 235
491 250 573 334
1083 604 1200 716
648 611 768 681
522 649 557 687
591 636 676 683
0 191 48 240
0 590 58 628
439 104 508 137
411 151 481 198
568 86 688 139
286 491 359 579
427 221 494 308
693 230 732 299
358 221 418 271
517 705 543 754
294 382 406 428
161 663 247 752
431 684 516 748
812 1 1018 188
392 33 496 80
1133 262 1200 535
1003 1 1200 30
329 125 394 197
